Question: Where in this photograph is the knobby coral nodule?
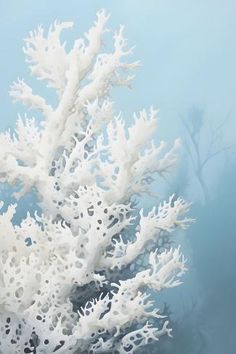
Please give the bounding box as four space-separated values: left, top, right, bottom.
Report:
0 10 193 353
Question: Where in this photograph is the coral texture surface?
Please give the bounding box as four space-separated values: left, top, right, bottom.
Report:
0 10 192 353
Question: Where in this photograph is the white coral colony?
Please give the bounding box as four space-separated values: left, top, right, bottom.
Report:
0 10 193 353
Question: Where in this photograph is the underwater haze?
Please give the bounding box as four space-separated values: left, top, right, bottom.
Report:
1 1 236 353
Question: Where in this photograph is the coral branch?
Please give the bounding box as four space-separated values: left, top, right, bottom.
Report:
9 79 52 116
0 10 192 354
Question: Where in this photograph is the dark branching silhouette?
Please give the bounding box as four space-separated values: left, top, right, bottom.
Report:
180 107 232 203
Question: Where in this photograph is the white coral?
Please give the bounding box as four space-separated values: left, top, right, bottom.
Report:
0 10 193 354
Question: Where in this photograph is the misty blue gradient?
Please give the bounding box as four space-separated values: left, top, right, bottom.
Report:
0 1 236 354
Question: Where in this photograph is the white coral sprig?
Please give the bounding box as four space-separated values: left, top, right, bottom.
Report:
0 10 192 354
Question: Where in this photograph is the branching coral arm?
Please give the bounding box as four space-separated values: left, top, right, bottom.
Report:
100 195 193 269
9 79 53 117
